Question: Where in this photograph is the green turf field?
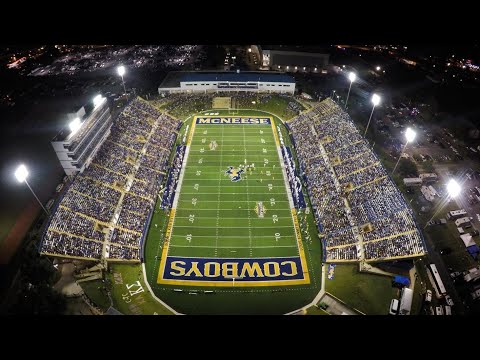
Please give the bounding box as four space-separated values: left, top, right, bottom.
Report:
143 111 323 314
157 116 309 287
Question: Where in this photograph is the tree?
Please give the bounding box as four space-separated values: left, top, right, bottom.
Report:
397 158 418 177
423 161 435 173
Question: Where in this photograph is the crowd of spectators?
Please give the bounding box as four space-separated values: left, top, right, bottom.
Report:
41 98 181 261
289 98 426 262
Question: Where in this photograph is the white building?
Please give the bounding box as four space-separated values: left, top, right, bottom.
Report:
403 177 422 187
398 287 413 315
447 209 467 220
421 185 436 202
258 47 329 72
455 217 471 227
419 173 438 182
158 71 295 94
51 96 112 176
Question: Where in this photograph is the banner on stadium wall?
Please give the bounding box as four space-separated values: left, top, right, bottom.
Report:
195 117 271 125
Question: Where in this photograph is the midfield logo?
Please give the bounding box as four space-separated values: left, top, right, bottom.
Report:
225 166 244 182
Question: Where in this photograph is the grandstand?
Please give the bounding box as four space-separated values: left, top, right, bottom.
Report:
51 96 112 176
40 98 181 262
288 98 427 263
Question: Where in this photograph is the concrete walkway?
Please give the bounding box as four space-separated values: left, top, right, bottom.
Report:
53 262 83 297
321 293 357 315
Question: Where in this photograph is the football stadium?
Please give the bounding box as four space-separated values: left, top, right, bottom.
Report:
37 72 427 315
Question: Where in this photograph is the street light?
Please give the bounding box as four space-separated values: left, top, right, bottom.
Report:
117 65 127 95
14 164 49 215
424 179 461 228
376 66 381 71
345 72 356 109
392 127 416 174
364 94 381 137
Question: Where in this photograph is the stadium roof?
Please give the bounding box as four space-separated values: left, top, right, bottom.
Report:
180 72 295 83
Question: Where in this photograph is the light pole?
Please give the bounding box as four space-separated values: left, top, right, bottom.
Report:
345 72 356 109
424 179 461 229
364 93 381 137
117 65 127 95
392 127 416 174
15 164 49 215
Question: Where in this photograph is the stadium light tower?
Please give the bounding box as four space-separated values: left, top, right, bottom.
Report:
117 65 127 95
14 164 49 215
424 179 461 229
392 127 416 174
364 93 381 137
345 72 356 109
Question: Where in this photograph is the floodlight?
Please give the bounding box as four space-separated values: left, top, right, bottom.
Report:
15 164 28 183
371 94 381 106
117 65 125 76
69 117 82 134
93 94 103 107
405 128 416 143
348 72 356 82
447 179 461 198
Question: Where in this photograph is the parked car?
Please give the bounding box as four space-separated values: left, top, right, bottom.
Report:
450 271 462 278
389 299 399 315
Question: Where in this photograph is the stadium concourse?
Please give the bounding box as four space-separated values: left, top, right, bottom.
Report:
288 98 427 263
40 98 181 261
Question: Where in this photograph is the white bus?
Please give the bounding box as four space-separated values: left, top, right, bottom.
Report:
429 263 447 296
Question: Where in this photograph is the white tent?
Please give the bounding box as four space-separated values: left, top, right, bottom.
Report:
460 233 476 248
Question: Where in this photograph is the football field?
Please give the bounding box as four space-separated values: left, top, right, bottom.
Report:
156 116 310 287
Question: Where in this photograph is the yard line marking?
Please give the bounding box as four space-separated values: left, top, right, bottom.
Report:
170 234 297 238
169 245 298 248
172 225 295 228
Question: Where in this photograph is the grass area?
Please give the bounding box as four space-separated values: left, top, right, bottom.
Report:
424 222 476 272
305 306 329 315
142 110 323 314
80 280 111 312
325 264 398 315
107 264 174 315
